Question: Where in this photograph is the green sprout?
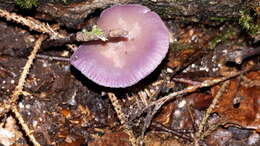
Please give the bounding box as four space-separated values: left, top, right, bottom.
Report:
15 0 38 9
82 25 107 41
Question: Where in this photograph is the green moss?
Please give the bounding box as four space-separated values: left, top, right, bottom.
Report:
239 10 260 35
15 0 38 9
210 17 231 23
15 0 70 8
209 29 236 49
170 42 194 51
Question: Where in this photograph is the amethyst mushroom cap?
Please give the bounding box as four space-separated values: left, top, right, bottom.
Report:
70 4 170 88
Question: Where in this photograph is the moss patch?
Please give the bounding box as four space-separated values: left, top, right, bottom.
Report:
239 10 260 36
15 0 38 9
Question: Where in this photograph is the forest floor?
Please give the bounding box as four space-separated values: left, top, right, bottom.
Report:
0 0 259 146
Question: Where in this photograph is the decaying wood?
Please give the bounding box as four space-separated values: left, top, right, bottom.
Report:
0 0 255 51
36 0 252 29
37 0 133 28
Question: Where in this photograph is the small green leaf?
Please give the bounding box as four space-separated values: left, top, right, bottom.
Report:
82 25 107 41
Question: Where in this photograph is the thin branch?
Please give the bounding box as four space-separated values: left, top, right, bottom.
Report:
200 119 228 139
196 80 230 140
146 69 251 114
11 35 46 104
172 78 201 85
36 54 70 62
151 122 192 142
107 93 127 124
12 106 41 146
9 35 45 146
128 68 254 123
0 9 64 40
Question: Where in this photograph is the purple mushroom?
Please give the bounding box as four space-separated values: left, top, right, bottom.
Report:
70 4 170 88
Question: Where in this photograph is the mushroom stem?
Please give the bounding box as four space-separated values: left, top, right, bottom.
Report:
42 27 128 49
76 28 128 42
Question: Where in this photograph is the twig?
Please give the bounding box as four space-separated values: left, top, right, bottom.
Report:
145 69 251 115
200 119 227 139
141 102 163 142
0 37 47 117
107 93 138 146
12 106 41 146
107 93 127 124
12 35 45 146
186 104 197 131
7 35 45 146
126 68 257 146
36 54 70 62
151 122 192 142
137 70 249 138
0 9 64 40
11 35 46 104
138 91 149 106
196 80 230 140
172 78 201 85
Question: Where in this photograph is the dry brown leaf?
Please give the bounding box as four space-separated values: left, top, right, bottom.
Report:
89 130 130 146
212 71 260 131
